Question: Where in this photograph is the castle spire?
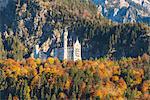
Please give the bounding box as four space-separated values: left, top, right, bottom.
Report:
63 28 68 60
73 37 82 61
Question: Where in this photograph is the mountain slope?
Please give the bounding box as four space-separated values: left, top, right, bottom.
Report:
93 0 150 25
0 0 150 60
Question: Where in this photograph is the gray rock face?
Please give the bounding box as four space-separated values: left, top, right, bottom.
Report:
93 0 150 25
0 0 9 10
0 0 17 11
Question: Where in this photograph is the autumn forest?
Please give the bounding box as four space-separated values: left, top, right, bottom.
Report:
0 0 150 99
0 54 150 99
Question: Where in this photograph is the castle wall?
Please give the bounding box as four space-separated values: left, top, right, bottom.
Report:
54 48 64 60
54 47 73 61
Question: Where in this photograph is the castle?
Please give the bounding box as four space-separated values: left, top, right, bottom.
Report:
31 29 82 61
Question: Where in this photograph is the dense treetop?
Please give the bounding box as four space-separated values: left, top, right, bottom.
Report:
0 54 150 99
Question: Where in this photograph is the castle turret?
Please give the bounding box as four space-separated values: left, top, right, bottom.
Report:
35 44 39 55
34 44 40 58
73 38 82 61
64 28 68 60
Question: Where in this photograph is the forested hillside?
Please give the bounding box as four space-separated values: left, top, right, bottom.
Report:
0 1 150 99
0 0 150 60
0 54 150 99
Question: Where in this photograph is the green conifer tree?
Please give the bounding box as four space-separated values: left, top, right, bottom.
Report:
12 36 24 61
0 33 6 59
33 95 38 100
46 94 50 100
8 93 12 100
41 87 45 100
51 94 57 100
23 80 31 100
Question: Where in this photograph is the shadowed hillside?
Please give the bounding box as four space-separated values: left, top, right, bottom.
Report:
0 0 149 60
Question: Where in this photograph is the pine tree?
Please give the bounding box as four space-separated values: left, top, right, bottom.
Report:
41 87 45 100
23 80 31 100
33 95 38 100
148 37 150 55
19 85 23 99
8 93 12 100
12 36 24 61
0 33 6 59
72 93 77 100
46 94 50 100
51 94 57 100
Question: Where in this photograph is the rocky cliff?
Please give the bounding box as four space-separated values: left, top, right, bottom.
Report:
0 0 150 60
93 0 150 25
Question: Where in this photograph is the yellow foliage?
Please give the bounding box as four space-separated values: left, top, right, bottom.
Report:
129 68 144 85
0 56 149 99
105 60 114 67
111 76 119 82
35 58 41 65
44 63 49 67
112 66 120 75
32 69 38 76
65 79 70 89
58 92 66 98
21 68 28 75
135 91 142 99
44 66 63 76
25 85 31 100
115 96 124 100
76 60 83 69
47 57 54 65
39 66 44 73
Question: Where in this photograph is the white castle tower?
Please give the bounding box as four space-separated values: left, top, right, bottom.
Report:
34 44 40 58
63 28 68 60
35 44 39 55
73 38 82 61
51 28 82 61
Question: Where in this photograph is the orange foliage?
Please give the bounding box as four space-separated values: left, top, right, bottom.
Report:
13 96 19 100
142 80 150 93
31 75 41 88
95 78 127 99
26 57 37 68
0 55 149 99
111 76 119 82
